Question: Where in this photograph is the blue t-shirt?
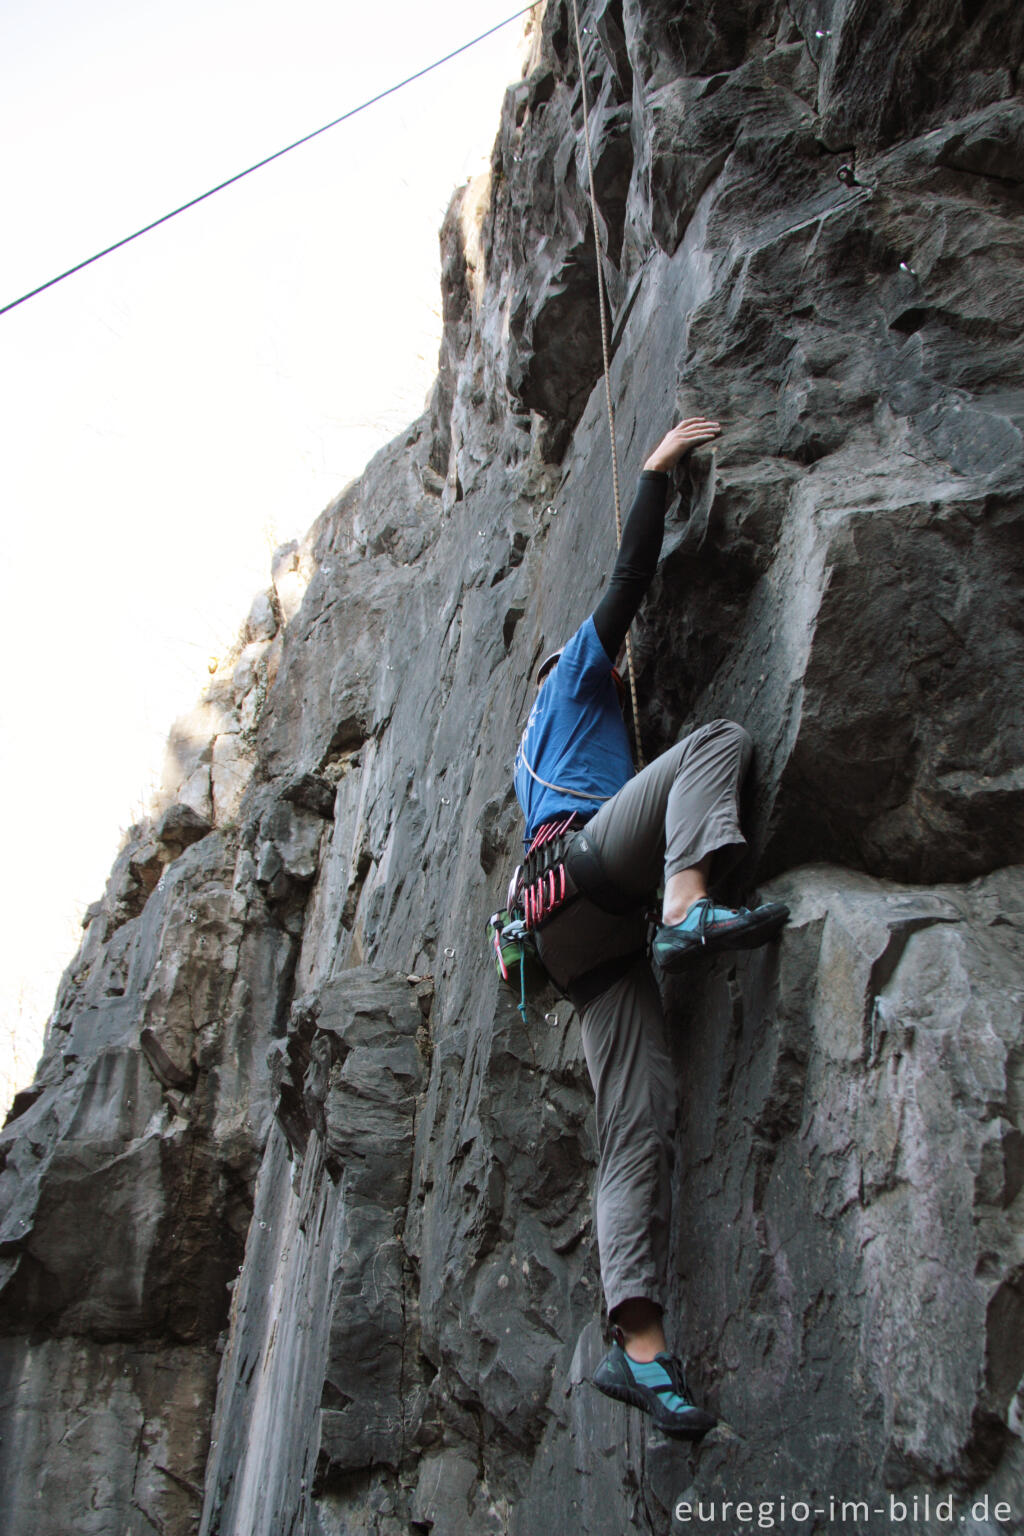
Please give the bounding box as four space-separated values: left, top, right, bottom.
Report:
514 616 635 845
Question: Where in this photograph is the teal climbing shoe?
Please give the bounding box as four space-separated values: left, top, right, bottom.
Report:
592 1341 716 1439
652 897 789 972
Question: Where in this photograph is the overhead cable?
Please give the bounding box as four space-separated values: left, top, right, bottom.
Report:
0 3 539 320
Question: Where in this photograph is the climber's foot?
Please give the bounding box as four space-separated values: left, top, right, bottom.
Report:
653 897 789 972
592 1341 717 1439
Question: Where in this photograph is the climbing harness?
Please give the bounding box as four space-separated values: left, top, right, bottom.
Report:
486 814 584 1021
489 811 654 1020
487 813 584 1018
570 0 645 770
509 810 651 930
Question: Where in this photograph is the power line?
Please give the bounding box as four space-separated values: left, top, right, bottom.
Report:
0 3 539 320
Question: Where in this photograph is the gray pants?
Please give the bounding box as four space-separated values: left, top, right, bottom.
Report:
536 718 752 1316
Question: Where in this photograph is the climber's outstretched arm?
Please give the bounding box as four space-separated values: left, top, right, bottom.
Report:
592 417 721 662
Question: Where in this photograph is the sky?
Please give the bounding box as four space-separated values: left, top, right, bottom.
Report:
0 0 532 1110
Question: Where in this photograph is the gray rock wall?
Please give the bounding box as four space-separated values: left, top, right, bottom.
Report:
2 2 1023 1533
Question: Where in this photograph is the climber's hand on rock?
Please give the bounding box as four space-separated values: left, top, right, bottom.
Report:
643 418 721 472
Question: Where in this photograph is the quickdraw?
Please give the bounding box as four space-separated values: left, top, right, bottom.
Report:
508 812 585 932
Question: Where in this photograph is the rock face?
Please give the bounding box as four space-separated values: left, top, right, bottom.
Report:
2 2 1024 1533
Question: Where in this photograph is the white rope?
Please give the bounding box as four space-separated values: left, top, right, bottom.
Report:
518 745 613 803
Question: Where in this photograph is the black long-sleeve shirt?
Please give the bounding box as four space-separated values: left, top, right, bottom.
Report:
592 470 669 660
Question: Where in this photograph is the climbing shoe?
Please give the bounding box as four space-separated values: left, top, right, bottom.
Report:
592 1340 716 1439
652 897 789 973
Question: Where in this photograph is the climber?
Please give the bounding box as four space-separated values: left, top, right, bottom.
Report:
512 416 789 1438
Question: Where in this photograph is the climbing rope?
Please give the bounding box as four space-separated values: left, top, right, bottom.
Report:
570 0 645 769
